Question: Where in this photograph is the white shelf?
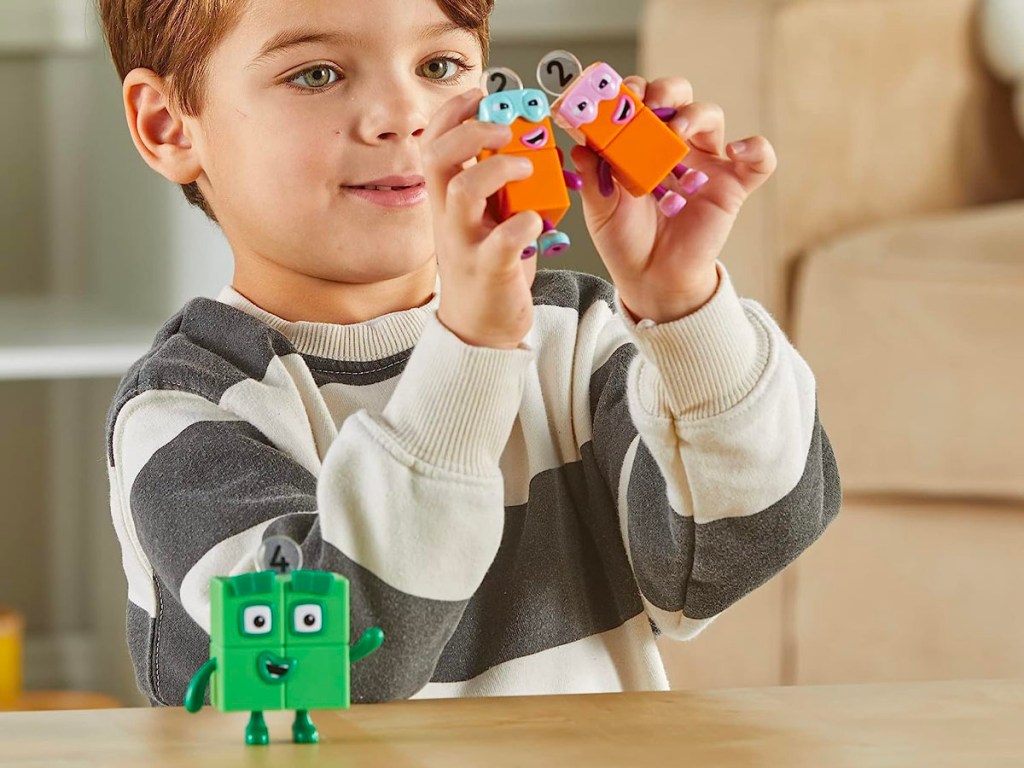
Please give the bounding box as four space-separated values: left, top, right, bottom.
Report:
0 0 97 53
490 0 640 42
0 297 157 381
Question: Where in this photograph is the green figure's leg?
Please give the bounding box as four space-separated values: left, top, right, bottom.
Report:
246 711 269 746
292 709 319 744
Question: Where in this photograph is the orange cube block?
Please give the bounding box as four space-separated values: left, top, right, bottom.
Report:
552 61 691 198
479 114 570 226
601 105 689 197
495 147 570 226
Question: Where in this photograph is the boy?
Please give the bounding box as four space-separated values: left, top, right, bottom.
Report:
101 0 840 705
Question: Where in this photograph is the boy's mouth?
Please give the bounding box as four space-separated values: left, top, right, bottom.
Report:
344 175 427 208
348 174 425 190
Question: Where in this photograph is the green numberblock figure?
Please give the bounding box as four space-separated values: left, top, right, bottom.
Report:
183 569 384 745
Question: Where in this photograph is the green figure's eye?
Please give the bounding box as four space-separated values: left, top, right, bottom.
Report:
243 605 273 635
293 603 323 634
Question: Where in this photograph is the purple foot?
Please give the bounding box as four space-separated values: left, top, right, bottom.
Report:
657 191 687 217
680 168 709 195
522 243 538 260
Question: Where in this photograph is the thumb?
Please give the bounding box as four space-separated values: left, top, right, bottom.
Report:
570 145 619 226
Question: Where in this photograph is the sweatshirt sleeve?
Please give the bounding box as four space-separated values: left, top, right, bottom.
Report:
107 313 532 705
578 264 841 641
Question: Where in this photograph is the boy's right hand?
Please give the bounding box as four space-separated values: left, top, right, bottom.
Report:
423 89 543 349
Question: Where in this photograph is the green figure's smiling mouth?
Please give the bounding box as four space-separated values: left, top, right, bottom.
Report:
257 651 297 684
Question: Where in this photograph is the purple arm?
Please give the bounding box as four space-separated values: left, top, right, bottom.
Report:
555 148 583 191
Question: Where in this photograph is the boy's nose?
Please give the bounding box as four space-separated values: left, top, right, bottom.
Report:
376 127 426 142
356 91 429 145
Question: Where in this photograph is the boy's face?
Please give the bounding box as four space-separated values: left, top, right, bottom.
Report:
187 0 483 285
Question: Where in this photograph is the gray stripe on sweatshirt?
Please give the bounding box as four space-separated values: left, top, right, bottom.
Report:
125 598 156 702
303 350 413 389
588 343 640 500
433 456 645 683
627 413 842 620
532 268 616 317
320 542 469 703
129 420 319 595
106 298 298 464
149 577 221 707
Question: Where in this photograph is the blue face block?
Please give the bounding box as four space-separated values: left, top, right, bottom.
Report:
478 89 551 125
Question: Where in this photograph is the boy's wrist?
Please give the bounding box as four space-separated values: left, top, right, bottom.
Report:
617 263 720 325
436 308 526 350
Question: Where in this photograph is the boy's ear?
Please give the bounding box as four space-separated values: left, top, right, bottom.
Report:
122 68 203 185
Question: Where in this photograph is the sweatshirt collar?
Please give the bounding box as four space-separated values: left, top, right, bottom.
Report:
216 283 440 362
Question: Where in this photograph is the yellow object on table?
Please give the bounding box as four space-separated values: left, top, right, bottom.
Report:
0 679 1022 766
0 607 121 712
0 607 23 709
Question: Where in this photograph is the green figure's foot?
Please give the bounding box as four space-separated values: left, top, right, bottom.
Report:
246 711 270 746
292 709 319 744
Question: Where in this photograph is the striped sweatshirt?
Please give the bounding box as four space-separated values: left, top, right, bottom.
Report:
105 265 841 706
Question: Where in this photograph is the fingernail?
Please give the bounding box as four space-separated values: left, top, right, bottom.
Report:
729 141 747 155
675 118 690 135
512 157 534 175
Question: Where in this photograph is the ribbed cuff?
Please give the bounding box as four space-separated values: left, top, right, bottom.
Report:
617 263 769 420
381 313 534 475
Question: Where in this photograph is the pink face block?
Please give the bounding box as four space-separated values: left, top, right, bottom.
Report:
556 63 623 129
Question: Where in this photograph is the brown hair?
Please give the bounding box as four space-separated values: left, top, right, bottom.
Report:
98 0 495 222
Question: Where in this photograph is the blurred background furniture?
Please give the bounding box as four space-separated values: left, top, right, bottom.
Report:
642 0 1024 688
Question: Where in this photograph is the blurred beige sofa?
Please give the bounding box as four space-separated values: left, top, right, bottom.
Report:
641 0 1024 688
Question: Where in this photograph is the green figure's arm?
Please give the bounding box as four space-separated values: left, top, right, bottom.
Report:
183 658 217 712
351 627 384 663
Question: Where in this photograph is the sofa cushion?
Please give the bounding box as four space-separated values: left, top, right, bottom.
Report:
792 495 1024 683
792 200 1024 500
641 0 1024 319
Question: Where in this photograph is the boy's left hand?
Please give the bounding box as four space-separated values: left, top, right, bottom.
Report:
571 76 777 324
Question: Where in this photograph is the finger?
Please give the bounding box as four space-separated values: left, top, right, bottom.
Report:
641 77 695 112
570 144 618 224
422 87 485 144
725 135 778 192
672 101 726 157
424 121 514 206
622 75 648 101
484 210 544 268
445 154 535 231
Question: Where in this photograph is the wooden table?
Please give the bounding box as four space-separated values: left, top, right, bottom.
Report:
1 679 1022 767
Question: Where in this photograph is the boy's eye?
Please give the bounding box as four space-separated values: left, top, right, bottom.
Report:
289 65 340 90
418 57 465 82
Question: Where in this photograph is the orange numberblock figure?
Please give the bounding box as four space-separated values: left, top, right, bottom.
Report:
547 57 708 217
477 82 583 259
